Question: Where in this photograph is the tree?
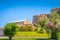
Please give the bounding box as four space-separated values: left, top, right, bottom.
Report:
50 22 58 39
46 13 59 39
39 19 45 28
4 23 19 40
56 19 60 32
39 16 48 28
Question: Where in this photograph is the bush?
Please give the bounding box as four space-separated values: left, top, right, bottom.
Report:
37 28 46 34
19 25 33 31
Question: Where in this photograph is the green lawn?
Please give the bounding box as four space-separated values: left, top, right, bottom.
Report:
0 32 49 40
0 38 58 40
0 38 33 40
15 32 48 38
0 32 60 40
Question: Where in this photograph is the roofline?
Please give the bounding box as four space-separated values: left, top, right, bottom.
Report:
9 19 28 23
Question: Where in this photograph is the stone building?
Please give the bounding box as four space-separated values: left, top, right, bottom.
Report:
10 19 30 27
32 14 48 24
51 8 60 12
32 8 60 25
0 28 4 36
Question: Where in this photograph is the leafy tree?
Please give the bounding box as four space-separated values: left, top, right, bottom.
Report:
50 13 59 19
46 13 59 39
39 19 46 28
50 22 58 39
4 23 19 40
56 19 60 32
39 16 48 28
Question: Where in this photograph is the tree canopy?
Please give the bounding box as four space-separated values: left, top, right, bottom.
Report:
4 23 19 40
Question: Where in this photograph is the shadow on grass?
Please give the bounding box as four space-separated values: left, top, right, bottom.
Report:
36 38 59 40
0 39 8 40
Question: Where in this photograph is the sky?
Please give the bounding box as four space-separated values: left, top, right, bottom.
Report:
0 0 60 28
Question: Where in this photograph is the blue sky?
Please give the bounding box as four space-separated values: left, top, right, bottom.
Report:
0 0 60 28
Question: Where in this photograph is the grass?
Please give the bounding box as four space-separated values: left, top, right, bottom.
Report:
1 32 60 40
0 32 60 40
15 31 48 38
0 38 34 40
0 38 58 40
14 38 35 40
0 32 49 40
0 38 9 40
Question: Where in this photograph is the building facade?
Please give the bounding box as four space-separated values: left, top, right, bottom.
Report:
51 8 60 12
32 8 60 25
10 19 30 27
0 28 4 36
32 14 48 24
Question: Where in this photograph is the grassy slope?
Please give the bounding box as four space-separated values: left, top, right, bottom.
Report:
0 32 49 40
0 32 60 40
15 32 48 38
